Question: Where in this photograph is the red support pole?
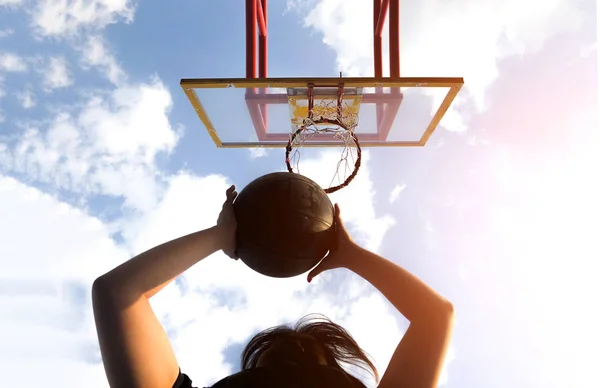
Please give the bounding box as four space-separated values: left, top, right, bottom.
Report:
258 0 268 131
389 0 400 78
384 0 401 143
258 0 267 78
375 0 389 38
246 0 257 78
257 0 267 38
374 0 383 128
373 0 383 78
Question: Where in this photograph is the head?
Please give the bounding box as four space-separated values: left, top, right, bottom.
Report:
240 313 379 385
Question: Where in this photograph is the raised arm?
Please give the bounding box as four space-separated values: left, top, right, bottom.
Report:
92 186 238 388
308 204 454 388
344 247 454 388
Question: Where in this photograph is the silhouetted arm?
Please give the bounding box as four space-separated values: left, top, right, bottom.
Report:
93 186 238 388
92 226 227 388
345 247 454 388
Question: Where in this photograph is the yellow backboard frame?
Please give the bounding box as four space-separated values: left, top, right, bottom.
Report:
180 77 464 148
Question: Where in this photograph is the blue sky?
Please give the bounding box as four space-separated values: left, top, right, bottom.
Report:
0 0 598 387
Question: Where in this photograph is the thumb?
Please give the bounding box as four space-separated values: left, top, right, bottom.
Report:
334 204 346 231
307 267 320 283
307 255 331 283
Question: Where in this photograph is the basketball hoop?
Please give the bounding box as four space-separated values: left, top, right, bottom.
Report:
285 83 362 194
181 0 465 197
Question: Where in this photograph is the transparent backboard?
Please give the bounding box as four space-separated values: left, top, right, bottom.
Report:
180 77 464 148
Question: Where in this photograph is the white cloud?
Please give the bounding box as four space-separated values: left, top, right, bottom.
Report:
0 28 15 37
31 0 136 38
248 147 268 159
0 175 129 387
287 0 373 76
0 77 180 212
0 52 27 72
338 293 404 380
0 176 126 281
42 56 73 90
16 85 36 108
0 53 27 121
0 0 22 6
287 0 584 131
389 183 406 204
80 35 125 84
579 42 596 58
0 74 6 122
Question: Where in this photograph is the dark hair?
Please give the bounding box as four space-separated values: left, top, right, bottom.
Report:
240 313 379 385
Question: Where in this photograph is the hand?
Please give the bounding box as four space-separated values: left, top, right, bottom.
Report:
307 204 359 282
217 185 238 259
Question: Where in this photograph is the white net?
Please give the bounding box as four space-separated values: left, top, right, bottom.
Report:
286 90 362 193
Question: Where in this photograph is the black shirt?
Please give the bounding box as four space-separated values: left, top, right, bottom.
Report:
173 365 366 388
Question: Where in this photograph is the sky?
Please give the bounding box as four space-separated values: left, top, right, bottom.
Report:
0 0 598 387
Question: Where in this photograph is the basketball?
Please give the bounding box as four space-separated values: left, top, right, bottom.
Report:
233 172 335 278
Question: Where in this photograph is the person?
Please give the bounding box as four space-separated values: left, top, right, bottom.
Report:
92 185 454 388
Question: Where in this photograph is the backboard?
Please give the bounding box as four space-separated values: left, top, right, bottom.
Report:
180 76 464 148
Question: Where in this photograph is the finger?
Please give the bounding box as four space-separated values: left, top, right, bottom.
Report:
226 186 234 198
226 190 238 203
228 189 238 200
222 192 237 207
333 204 344 231
226 185 235 197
